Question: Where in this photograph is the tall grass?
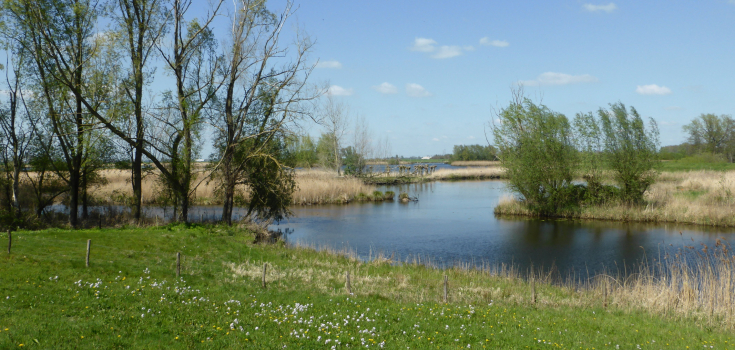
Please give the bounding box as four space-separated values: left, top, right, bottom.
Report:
426 167 504 180
449 160 500 167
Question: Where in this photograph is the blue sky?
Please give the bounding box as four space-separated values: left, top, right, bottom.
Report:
270 0 735 156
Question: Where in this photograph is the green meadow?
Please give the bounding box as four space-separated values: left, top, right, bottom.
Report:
1 225 733 349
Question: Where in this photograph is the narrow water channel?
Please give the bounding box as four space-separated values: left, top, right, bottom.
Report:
272 180 733 276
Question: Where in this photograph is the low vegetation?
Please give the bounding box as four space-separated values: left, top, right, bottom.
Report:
1 226 734 348
497 170 735 227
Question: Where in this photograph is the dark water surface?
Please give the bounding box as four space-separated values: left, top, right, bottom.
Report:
271 180 734 276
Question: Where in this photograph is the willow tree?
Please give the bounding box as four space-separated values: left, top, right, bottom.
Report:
211 0 317 225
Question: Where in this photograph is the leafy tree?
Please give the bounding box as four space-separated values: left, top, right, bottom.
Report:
210 0 316 225
450 144 497 161
492 97 578 214
598 103 659 204
682 113 735 162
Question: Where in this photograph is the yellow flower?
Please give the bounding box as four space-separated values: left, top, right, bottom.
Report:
81 336 84 339
175 337 179 340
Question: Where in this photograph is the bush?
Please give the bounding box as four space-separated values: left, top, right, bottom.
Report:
492 98 578 214
599 103 659 204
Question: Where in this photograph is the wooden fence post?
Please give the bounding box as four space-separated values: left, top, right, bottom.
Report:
176 252 181 277
443 275 448 303
346 271 352 295
85 239 91 267
531 276 537 304
262 263 267 289
98 217 102 229
7 230 10 254
603 280 608 309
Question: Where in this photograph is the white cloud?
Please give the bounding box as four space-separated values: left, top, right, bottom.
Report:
406 83 432 97
327 85 354 96
432 138 440 141
432 46 463 59
410 38 437 52
316 60 342 69
411 38 469 59
518 72 598 86
636 84 672 95
373 82 398 94
583 3 617 13
479 37 509 47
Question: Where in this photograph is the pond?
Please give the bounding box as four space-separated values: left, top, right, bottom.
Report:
271 180 733 277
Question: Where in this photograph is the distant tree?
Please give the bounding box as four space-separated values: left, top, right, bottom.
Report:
598 103 659 204
450 144 496 161
682 113 735 162
320 95 349 175
285 134 318 168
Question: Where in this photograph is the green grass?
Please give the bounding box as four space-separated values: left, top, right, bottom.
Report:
1 225 734 349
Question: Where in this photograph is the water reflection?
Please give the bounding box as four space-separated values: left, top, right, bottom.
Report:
273 180 735 276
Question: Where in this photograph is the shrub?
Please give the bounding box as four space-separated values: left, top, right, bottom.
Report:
492 97 578 214
599 103 659 204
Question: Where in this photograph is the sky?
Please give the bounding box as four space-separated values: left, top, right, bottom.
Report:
265 0 735 157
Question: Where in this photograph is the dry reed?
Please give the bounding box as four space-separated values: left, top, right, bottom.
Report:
449 160 501 167
90 168 376 206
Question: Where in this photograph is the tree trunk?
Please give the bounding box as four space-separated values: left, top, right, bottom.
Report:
69 171 79 228
81 170 89 220
221 159 235 225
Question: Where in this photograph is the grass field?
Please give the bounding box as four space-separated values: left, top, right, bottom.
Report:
1 225 734 349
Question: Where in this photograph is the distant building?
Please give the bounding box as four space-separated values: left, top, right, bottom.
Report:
421 156 431 160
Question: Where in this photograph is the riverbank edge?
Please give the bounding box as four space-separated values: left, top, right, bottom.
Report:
494 199 735 228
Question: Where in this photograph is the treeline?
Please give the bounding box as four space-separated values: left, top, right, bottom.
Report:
492 95 658 215
660 114 735 162
450 144 497 161
0 0 317 228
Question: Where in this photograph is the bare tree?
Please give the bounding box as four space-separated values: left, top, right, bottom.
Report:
210 0 318 225
0 47 36 218
321 94 348 175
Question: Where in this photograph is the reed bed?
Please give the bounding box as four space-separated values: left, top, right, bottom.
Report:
427 166 505 180
90 168 377 206
291 169 376 205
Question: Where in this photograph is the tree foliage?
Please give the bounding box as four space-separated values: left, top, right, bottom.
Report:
492 98 578 214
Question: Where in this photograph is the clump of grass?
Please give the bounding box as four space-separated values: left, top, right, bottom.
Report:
398 192 409 201
384 191 395 200
372 190 384 201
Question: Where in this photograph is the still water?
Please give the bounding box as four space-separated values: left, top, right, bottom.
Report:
271 180 734 276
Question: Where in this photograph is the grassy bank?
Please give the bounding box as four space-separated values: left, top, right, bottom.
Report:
496 170 735 227
1 226 734 348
